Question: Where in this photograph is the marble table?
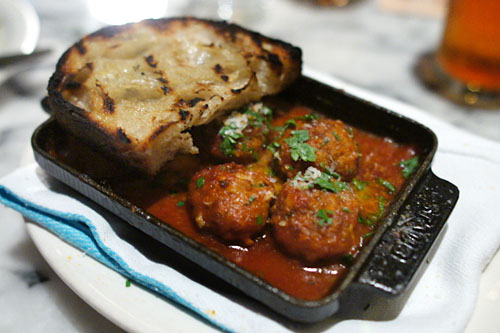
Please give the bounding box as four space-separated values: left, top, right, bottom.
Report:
1 0 498 331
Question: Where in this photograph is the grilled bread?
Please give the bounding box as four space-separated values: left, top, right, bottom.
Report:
47 17 302 175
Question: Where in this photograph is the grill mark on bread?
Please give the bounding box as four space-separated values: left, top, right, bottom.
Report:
103 94 115 113
266 53 283 74
157 77 168 84
63 75 81 90
117 128 131 143
161 86 171 95
179 109 189 120
188 97 204 107
148 122 174 142
76 41 87 55
145 55 158 68
89 24 131 38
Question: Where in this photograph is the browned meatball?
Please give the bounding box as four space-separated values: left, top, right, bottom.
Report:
209 103 272 163
210 126 267 163
274 117 359 181
188 162 275 245
271 181 362 264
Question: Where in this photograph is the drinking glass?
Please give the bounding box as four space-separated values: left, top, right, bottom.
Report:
416 0 500 108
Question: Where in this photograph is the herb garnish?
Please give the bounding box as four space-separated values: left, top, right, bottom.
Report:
295 113 319 121
320 137 330 148
315 173 349 193
377 196 386 218
285 119 297 128
358 213 374 226
342 207 351 213
332 131 341 141
246 110 266 129
363 231 375 238
317 209 334 226
292 167 349 193
367 196 386 221
126 279 131 287
273 118 297 139
248 195 257 204
285 130 317 162
341 254 354 265
353 178 368 191
176 201 185 207
219 124 244 156
196 177 205 188
257 215 264 225
377 178 395 193
399 156 419 178
322 165 340 179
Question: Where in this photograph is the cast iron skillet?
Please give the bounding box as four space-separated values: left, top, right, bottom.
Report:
32 75 459 323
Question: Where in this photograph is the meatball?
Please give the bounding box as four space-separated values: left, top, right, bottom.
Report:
188 162 275 245
271 181 362 264
211 126 267 163
274 117 359 181
210 103 272 164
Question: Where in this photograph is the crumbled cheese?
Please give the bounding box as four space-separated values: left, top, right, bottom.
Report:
223 111 249 135
290 166 322 189
251 102 271 116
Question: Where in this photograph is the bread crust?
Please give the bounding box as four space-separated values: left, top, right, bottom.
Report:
47 17 302 174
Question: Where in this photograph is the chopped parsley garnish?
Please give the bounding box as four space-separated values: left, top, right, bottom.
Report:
332 131 341 141
248 195 256 204
295 113 319 121
285 130 317 162
352 178 368 191
273 118 297 139
196 177 205 188
125 279 131 287
341 254 354 265
246 110 267 129
322 165 340 179
267 141 281 154
317 175 349 193
367 196 386 221
285 119 297 128
342 207 351 213
317 209 334 226
292 167 349 193
257 215 264 225
320 137 330 148
176 201 185 207
219 124 244 156
377 178 395 193
399 156 419 178
377 196 386 218
358 214 374 226
363 231 375 238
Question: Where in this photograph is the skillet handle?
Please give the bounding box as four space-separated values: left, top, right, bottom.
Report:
355 170 459 296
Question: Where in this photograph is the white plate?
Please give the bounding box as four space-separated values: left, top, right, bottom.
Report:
19 146 216 333
0 0 39 55
25 222 217 333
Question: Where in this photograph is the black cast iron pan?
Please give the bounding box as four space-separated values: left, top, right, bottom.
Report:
32 75 459 323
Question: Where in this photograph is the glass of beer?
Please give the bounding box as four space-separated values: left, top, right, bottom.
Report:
416 0 500 107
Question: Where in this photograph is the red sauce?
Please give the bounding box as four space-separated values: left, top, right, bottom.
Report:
48 104 417 301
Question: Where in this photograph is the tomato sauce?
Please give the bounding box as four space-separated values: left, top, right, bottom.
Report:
48 104 418 301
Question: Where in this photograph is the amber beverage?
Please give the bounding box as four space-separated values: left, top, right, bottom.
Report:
437 0 500 91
